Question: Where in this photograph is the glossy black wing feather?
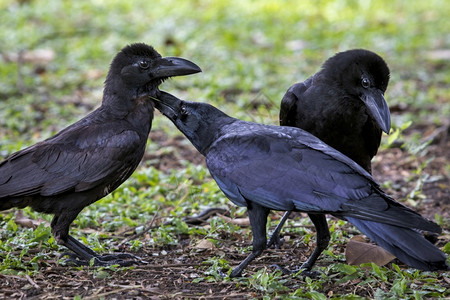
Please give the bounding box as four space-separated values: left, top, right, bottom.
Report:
0 123 142 198
207 124 371 212
279 79 311 126
206 122 440 233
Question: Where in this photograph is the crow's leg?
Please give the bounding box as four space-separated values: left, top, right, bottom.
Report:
230 202 270 278
273 213 329 276
298 213 329 275
52 214 145 266
267 210 292 249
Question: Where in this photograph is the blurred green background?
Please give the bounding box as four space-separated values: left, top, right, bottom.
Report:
1 0 449 151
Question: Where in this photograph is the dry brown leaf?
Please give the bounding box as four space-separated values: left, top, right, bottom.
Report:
85 69 104 80
23 49 55 64
4 49 55 64
14 210 48 229
217 214 250 227
194 239 215 250
345 235 396 266
425 49 450 61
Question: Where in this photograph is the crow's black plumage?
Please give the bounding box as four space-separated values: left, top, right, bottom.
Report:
269 49 391 249
154 92 448 277
0 43 201 265
280 49 390 173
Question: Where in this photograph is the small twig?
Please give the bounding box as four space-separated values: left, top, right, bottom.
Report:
189 293 251 299
0 274 28 281
274 224 316 229
425 122 449 147
217 213 250 226
183 208 230 225
137 262 210 269
25 274 40 290
83 286 145 300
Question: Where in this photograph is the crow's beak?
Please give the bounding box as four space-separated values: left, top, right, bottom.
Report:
361 89 391 134
152 91 182 120
152 57 201 78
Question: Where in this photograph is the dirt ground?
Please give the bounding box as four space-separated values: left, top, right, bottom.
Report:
1 124 449 299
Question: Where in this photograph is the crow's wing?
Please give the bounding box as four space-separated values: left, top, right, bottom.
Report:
206 125 440 233
0 122 143 198
279 79 310 126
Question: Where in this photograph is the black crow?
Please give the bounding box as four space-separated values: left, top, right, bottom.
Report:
280 49 390 172
154 92 448 277
269 49 391 249
0 43 201 266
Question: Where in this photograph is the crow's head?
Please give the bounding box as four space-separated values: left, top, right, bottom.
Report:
104 43 201 100
322 49 391 133
153 91 232 155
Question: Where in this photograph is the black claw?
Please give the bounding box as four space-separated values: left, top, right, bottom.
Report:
60 251 146 267
270 264 321 278
230 268 243 278
299 270 322 278
96 253 145 262
267 236 285 249
270 264 293 275
60 235 147 267
92 257 139 267
61 256 91 266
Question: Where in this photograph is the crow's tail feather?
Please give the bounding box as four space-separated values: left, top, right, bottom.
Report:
346 217 449 271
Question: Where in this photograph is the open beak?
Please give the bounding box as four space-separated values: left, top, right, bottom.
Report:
152 57 201 78
152 91 182 120
361 89 391 134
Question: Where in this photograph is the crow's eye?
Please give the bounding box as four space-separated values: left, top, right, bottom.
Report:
138 61 150 70
361 77 370 88
180 105 188 116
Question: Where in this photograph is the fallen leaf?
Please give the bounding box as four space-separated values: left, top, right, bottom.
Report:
425 49 450 61
85 69 104 80
217 214 250 227
194 239 215 250
15 210 48 229
345 235 396 266
4 49 55 64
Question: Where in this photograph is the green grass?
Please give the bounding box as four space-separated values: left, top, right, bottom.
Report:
0 0 449 298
